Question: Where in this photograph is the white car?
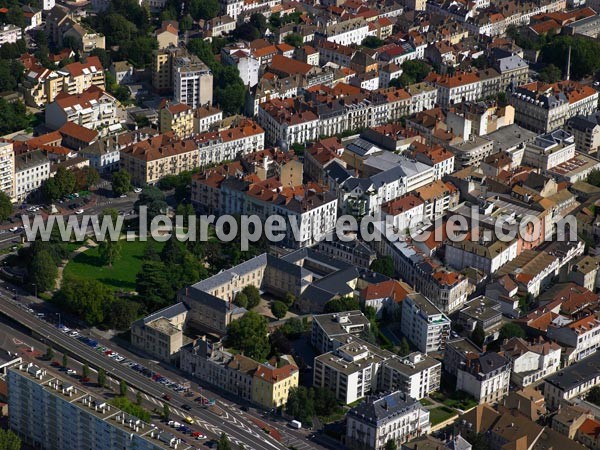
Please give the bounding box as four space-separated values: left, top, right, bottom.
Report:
8 227 18 232
134 187 142 193
75 209 84 215
120 194 127 198
66 369 77 375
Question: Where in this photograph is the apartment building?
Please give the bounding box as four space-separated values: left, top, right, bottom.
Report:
173 54 213 108
131 303 188 362
359 279 412 318
445 238 518 274
443 337 481 377
61 57 106 96
511 80 599 133
251 358 299 409
258 98 320 146
456 352 511 404
119 133 200 185
313 340 393 404
401 293 451 354
311 311 371 355
196 119 265 167
425 71 482 109
45 87 119 132
522 129 576 170
14 151 51 202
566 114 600 155
544 351 600 409
501 337 561 387
324 18 371 46
547 313 600 365
180 339 258 401
0 142 15 199
346 391 430 450
8 363 187 450
456 296 503 343
382 195 425 234
159 102 194 138
62 24 105 52
194 105 223 133
0 24 22 46
380 352 442 400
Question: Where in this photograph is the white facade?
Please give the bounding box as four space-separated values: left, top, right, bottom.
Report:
0 24 22 46
325 18 371 46
523 131 577 170
41 0 55 10
510 345 561 387
456 353 511 404
173 56 213 109
401 293 451 354
547 314 600 365
197 125 265 167
0 142 14 199
445 239 518 274
14 152 50 202
45 90 119 131
346 391 430 450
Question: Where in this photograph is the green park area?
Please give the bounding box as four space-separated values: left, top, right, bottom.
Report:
63 240 164 291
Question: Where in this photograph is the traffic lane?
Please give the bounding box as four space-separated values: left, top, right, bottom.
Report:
0 296 284 450
0 319 219 443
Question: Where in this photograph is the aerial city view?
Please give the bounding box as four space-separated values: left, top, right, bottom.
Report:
3 0 600 448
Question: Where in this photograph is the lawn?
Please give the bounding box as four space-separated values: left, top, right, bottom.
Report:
429 406 458 426
431 390 478 411
420 398 433 407
63 240 164 291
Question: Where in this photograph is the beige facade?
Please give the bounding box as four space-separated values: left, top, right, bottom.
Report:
130 303 188 362
159 103 194 138
120 134 200 185
152 49 172 92
0 142 15 200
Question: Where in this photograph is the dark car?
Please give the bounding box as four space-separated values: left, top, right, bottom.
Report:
204 441 218 448
182 404 192 411
241 406 249 412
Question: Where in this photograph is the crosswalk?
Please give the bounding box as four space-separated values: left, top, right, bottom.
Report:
140 393 264 450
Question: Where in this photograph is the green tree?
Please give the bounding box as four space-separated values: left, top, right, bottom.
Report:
135 186 167 219
0 429 21 450
284 33 303 48
106 298 140 330
283 292 296 307
271 301 288 319
28 250 58 292
234 292 248 308
90 48 111 68
120 380 128 397
398 337 410 356
588 169 600 186
587 386 600 405
226 311 270 360
82 364 90 380
361 36 384 48
180 14 193 31
0 191 12 221
0 98 29 135
541 35 600 80
286 386 315 424
62 353 68 368
471 325 485 348
112 169 132 196
324 296 360 313
55 278 115 325
136 261 176 311
45 345 54 361
314 387 339 417
384 440 397 450
218 433 232 450
54 166 77 197
98 239 122 267
500 323 526 340
190 0 219 20
370 256 394 277
538 64 562 83
98 368 107 387
6 6 25 28
136 390 142 405
242 285 261 309
162 403 170 420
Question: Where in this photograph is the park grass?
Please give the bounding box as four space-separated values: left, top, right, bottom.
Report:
429 406 458 425
63 240 164 291
420 398 433 407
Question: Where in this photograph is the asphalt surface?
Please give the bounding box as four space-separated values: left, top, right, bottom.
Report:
0 293 288 450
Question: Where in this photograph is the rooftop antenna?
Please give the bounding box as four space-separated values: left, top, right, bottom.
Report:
566 46 571 81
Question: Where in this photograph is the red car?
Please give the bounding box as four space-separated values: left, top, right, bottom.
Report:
51 361 61 367
162 393 171 401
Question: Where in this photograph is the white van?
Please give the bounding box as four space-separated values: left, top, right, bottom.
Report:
289 420 301 429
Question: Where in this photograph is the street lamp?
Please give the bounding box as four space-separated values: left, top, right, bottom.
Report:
32 283 37 299
56 312 61 327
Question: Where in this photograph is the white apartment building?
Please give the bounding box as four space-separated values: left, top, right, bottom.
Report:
45 87 119 131
314 340 392 404
14 151 51 202
382 195 426 234
196 120 265 167
42 0 55 10
173 55 213 109
445 238 518 274
456 352 511 404
380 352 442 400
544 351 600 410
427 71 482 109
311 311 371 355
258 101 320 146
325 18 371 46
501 337 562 388
547 313 600 365
522 129 576 170
194 106 223 133
346 391 430 450
220 0 244 20
511 80 599 133
401 293 451 354
8 363 185 450
0 24 22 46
0 142 15 199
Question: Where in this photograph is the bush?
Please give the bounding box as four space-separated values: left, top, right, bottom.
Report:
271 301 288 319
